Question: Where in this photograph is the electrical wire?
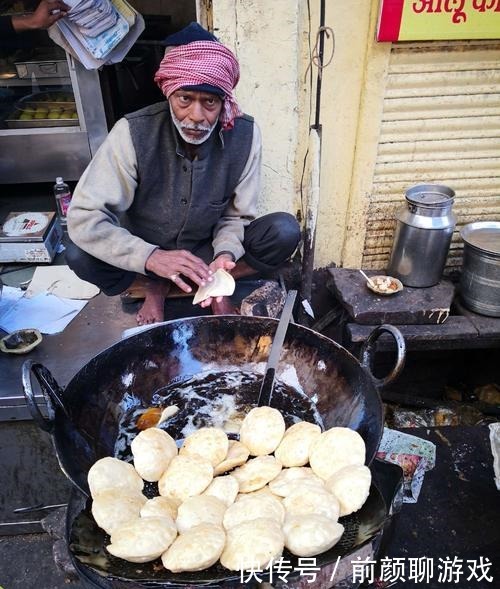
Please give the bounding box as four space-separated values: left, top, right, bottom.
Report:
304 25 335 84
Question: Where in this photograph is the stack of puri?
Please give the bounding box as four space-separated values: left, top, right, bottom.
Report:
87 406 372 573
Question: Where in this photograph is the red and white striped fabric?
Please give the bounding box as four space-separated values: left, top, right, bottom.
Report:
154 41 243 131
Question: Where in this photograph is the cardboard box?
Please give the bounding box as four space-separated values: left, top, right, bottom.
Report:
0 212 63 263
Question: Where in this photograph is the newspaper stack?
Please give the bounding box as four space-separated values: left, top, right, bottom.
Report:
65 0 119 37
49 0 145 69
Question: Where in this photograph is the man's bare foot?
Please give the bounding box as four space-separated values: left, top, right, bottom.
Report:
133 278 170 325
211 296 238 315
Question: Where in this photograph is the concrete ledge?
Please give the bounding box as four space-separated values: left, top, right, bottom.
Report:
345 316 500 352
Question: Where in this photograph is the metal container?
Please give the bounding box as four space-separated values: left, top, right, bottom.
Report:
15 58 69 79
6 91 79 129
22 316 405 588
387 184 457 287
460 221 500 317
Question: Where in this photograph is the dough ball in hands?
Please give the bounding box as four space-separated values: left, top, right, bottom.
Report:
88 457 144 498
162 524 226 573
176 495 226 533
309 427 366 480
223 493 285 529
325 464 372 516
283 486 340 522
92 489 147 535
180 427 229 467
203 475 239 507
269 466 324 497
239 407 285 456
214 440 250 475
232 456 282 493
158 455 213 504
283 514 344 557
131 428 178 482
107 516 177 563
140 496 178 520
274 421 321 467
220 518 284 571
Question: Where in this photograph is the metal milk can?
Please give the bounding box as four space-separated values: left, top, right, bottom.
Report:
460 221 500 317
387 184 457 287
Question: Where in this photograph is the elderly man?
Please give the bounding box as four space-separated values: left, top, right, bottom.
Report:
66 23 300 325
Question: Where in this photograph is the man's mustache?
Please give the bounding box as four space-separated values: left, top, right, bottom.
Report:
181 123 211 132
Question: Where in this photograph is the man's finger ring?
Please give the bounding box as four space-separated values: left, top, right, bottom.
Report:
169 274 178 281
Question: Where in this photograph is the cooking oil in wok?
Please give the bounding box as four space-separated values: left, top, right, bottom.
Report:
115 370 323 460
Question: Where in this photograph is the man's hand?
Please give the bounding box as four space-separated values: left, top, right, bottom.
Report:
209 253 236 274
145 249 212 293
199 253 236 308
12 0 69 32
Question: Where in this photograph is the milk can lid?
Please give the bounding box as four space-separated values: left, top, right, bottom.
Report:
460 221 500 255
405 184 455 207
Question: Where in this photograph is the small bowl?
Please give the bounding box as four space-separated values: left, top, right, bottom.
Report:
366 275 403 296
0 329 43 355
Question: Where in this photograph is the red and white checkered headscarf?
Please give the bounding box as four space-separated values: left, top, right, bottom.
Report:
154 40 242 131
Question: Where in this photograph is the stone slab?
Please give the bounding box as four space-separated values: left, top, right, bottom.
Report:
345 316 484 352
454 299 500 339
327 268 456 325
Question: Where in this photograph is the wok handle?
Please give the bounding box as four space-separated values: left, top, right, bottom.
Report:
359 324 406 389
22 360 67 433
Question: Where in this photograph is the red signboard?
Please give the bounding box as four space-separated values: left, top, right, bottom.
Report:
377 0 500 41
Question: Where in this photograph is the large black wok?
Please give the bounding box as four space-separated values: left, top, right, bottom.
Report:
22 316 405 588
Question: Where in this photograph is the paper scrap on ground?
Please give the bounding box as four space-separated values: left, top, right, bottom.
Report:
376 427 436 503
0 292 87 335
26 265 99 300
0 285 25 318
489 423 500 491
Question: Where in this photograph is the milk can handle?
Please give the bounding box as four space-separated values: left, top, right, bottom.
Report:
22 360 67 433
359 324 406 389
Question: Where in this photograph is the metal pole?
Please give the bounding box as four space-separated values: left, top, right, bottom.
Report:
300 0 326 323
314 0 326 130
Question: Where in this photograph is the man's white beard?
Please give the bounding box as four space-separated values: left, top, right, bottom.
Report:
169 102 218 145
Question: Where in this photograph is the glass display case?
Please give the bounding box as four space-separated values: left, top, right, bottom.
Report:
0 1 108 183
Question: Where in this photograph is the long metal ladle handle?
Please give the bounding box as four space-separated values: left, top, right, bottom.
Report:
257 289 297 407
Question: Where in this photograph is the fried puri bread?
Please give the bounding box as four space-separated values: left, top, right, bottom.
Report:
92 489 147 535
239 406 285 456
131 427 177 482
283 485 340 522
176 495 226 533
268 466 324 497
203 474 239 507
283 514 344 557
162 524 226 573
309 427 365 480
220 518 284 571
223 493 285 529
232 455 282 493
158 455 213 504
88 457 144 498
180 427 229 467
107 516 177 563
140 496 178 520
274 421 321 467
325 464 371 516
214 440 250 475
